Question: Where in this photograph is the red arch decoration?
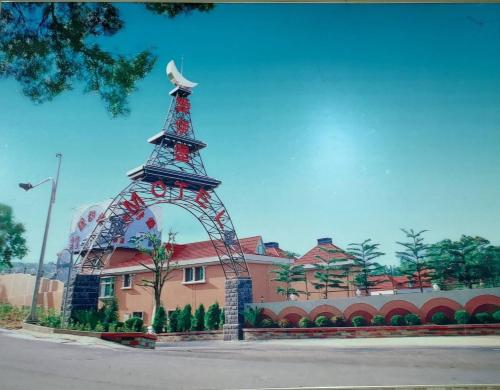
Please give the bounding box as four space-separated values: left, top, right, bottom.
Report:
465 295 500 315
260 308 278 322
343 303 377 322
420 298 462 323
309 304 343 320
379 300 421 320
277 306 309 321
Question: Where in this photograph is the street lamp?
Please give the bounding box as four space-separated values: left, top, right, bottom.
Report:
20 153 62 323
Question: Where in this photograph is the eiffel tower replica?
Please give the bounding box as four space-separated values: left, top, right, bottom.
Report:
64 61 252 340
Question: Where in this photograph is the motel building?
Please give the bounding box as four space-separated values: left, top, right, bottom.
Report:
96 235 360 324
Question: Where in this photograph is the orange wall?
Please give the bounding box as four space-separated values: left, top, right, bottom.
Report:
293 269 352 301
111 262 285 324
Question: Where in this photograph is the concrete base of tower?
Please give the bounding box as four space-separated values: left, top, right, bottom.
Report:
223 277 253 341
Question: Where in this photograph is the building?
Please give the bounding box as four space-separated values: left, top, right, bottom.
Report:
100 236 291 324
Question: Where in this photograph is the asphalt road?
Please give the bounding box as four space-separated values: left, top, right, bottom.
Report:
0 329 499 390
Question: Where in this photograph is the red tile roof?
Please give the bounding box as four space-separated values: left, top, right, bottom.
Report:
295 242 351 265
106 236 264 269
369 275 432 291
264 246 292 259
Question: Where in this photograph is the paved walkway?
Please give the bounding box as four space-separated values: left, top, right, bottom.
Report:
1 328 499 390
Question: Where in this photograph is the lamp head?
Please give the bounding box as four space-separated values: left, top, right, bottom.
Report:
19 183 33 191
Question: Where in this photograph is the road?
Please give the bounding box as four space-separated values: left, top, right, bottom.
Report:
0 329 499 390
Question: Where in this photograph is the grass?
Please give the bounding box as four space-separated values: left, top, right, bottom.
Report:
0 303 29 329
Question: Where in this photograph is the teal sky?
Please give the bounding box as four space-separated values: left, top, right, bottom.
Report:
1 4 500 266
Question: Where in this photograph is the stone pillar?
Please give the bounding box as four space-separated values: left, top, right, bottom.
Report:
62 274 100 321
223 277 253 341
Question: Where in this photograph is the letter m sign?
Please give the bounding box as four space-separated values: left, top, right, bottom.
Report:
121 191 146 221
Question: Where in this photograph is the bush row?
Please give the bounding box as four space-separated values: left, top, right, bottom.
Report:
158 302 225 333
245 308 500 328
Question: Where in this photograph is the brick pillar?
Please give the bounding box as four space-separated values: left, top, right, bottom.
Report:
223 277 253 341
62 274 100 321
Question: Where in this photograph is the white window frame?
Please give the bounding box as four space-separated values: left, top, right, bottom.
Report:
183 266 206 284
132 311 143 320
122 273 133 289
99 276 115 298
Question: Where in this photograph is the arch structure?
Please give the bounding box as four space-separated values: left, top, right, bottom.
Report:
64 62 251 340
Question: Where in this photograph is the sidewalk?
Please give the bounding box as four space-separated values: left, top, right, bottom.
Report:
0 327 129 350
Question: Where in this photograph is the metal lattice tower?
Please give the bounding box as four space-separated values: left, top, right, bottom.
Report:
70 62 250 280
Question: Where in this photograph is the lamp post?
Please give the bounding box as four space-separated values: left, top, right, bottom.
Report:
19 153 62 323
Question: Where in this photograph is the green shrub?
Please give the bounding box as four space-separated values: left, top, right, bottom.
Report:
278 319 291 328
72 310 99 329
475 312 492 324
39 308 61 328
102 298 119 326
331 316 345 327
125 316 144 332
83 323 92 331
205 302 222 330
314 315 331 328
351 316 367 327
371 315 385 326
431 312 449 325
261 318 276 328
493 310 500 323
404 313 421 326
108 322 118 332
192 304 206 331
153 306 167 333
243 307 263 328
390 315 406 326
95 322 105 332
167 307 181 333
454 310 470 325
298 317 314 328
179 304 192 332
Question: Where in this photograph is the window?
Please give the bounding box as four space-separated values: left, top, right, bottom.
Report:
183 266 205 283
122 273 133 289
132 311 143 319
100 277 115 298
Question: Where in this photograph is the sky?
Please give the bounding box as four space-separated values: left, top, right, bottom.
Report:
1 4 500 266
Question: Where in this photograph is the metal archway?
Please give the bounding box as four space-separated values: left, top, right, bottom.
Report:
64 62 252 340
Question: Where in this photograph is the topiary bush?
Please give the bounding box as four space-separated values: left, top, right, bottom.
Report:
167 307 181 332
95 322 105 332
475 312 492 324
493 310 500 323
390 315 406 326
404 313 421 326
454 310 470 325
331 316 345 327
205 302 222 330
102 297 119 327
431 312 449 325
192 304 206 331
371 315 385 326
125 316 144 332
261 318 276 328
351 316 367 327
315 315 331 328
179 304 192 332
278 319 291 328
298 317 314 328
220 308 225 327
153 306 167 333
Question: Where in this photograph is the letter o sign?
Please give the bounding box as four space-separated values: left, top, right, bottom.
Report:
151 181 167 198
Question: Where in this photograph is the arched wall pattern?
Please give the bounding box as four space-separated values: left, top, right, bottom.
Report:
255 293 500 325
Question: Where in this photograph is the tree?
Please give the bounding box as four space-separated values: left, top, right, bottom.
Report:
179 304 192 332
205 302 221 330
0 203 28 268
192 304 205 331
131 231 178 312
396 228 430 293
0 3 214 117
271 263 306 300
427 235 500 289
348 239 386 295
311 246 351 299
